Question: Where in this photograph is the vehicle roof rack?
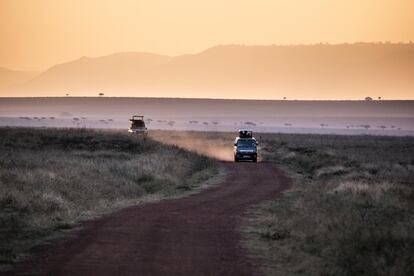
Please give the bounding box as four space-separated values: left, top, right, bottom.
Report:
238 129 253 132
130 115 144 121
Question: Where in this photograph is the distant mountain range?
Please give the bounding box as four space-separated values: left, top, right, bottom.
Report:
0 68 39 90
1 43 414 99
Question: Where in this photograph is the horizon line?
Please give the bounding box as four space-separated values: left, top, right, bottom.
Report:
1 96 413 102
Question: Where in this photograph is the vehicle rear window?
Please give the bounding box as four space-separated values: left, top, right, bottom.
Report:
237 140 256 147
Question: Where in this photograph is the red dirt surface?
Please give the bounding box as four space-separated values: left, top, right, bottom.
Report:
11 162 288 276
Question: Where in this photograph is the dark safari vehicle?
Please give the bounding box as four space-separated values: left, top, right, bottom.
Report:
234 129 258 162
128 115 148 136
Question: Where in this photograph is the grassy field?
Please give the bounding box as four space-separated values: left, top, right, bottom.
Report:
0 128 218 267
2 128 413 275
244 133 414 276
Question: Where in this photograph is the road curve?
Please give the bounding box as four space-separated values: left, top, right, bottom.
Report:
12 162 289 276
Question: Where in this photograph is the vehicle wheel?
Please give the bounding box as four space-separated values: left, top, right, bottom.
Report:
234 156 239 162
253 157 257 163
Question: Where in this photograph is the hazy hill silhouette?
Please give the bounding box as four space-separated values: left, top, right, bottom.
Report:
2 43 414 99
0 68 39 90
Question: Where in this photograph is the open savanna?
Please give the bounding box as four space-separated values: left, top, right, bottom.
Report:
0 128 218 268
245 133 414 276
149 130 414 275
1 127 413 275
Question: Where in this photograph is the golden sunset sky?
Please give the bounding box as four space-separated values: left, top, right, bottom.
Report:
1 0 413 71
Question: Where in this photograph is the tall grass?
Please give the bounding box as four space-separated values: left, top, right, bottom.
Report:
244 133 414 275
0 128 217 266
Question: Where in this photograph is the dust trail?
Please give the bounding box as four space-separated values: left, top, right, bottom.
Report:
150 131 234 161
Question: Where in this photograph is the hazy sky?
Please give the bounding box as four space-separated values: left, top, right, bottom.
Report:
1 0 413 71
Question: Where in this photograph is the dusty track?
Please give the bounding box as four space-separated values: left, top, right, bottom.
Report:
12 162 288 276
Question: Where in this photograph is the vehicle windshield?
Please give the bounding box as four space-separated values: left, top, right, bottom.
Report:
237 140 256 148
131 120 145 128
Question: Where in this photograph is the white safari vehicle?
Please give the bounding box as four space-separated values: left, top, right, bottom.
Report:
128 115 148 136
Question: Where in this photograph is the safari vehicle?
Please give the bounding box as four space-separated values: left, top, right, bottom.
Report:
128 115 148 136
234 129 258 162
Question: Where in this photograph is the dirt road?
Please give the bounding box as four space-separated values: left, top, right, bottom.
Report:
12 162 288 275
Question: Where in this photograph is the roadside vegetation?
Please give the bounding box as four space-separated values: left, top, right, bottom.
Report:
0 127 217 267
244 133 414 275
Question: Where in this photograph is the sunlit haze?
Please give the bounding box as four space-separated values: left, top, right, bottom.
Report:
2 0 413 70
0 0 413 99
